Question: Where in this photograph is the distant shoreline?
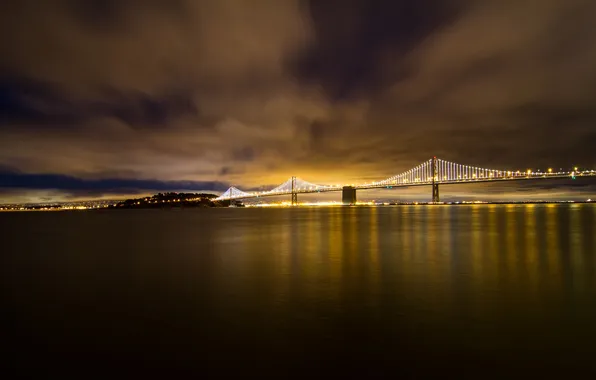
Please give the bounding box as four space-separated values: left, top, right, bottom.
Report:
1 199 594 212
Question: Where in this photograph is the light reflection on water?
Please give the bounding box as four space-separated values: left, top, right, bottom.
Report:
2 204 596 375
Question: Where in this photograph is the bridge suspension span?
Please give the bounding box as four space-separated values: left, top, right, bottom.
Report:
215 157 595 204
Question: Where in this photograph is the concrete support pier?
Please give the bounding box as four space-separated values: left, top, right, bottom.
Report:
432 183 440 203
291 176 298 205
342 186 357 205
431 156 440 203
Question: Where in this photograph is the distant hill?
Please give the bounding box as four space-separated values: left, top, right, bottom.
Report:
108 192 226 209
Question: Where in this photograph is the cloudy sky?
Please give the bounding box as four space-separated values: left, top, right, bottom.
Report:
1 0 595 202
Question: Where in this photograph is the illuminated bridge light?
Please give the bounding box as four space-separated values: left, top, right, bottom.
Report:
214 158 595 202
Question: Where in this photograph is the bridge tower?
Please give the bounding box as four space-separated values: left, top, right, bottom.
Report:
291 176 298 205
432 157 440 203
342 186 357 205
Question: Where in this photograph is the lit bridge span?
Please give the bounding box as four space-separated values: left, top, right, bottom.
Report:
215 157 596 204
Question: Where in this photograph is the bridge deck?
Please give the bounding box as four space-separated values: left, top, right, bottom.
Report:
219 172 596 201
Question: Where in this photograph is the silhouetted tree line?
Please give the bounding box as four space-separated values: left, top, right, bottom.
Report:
109 192 226 209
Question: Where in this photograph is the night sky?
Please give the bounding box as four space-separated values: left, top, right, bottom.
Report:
1 0 596 202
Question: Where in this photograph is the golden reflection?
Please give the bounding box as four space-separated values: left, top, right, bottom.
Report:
398 206 412 269
505 204 519 283
328 207 342 289
214 217 254 277
569 204 584 288
407 206 418 263
425 206 440 289
368 207 380 294
349 207 358 264
441 205 453 257
305 207 322 278
417 206 429 284
414 206 425 258
270 212 292 306
569 205 583 256
593 205 596 270
340 207 359 278
436 205 453 301
544 204 560 279
523 204 538 293
210 204 594 318
487 204 499 282
471 205 482 281
368 207 379 268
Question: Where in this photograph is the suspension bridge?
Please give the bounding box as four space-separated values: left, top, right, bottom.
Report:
215 157 596 204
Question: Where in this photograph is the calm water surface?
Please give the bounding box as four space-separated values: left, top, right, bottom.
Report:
2 205 596 376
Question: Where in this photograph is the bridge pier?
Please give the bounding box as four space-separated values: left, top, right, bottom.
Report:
431 156 440 203
432 183 440 203
342 186 357 205
291 176 298 205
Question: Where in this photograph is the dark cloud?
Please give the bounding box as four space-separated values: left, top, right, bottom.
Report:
0 77 198 128
0 78 75 125
0 0 595 201
292 0 463 100
0 169 226 198
66 0 188 33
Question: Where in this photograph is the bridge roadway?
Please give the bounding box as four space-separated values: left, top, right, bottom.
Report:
216 157 596 204
221 172 595 204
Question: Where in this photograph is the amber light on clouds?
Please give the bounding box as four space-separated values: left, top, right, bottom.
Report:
1 0 595 202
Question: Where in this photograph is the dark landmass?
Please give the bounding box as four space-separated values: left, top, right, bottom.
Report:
108 192 230 209
7 204 63 210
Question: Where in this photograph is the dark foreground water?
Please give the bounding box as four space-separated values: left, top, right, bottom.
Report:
2 205 596 377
